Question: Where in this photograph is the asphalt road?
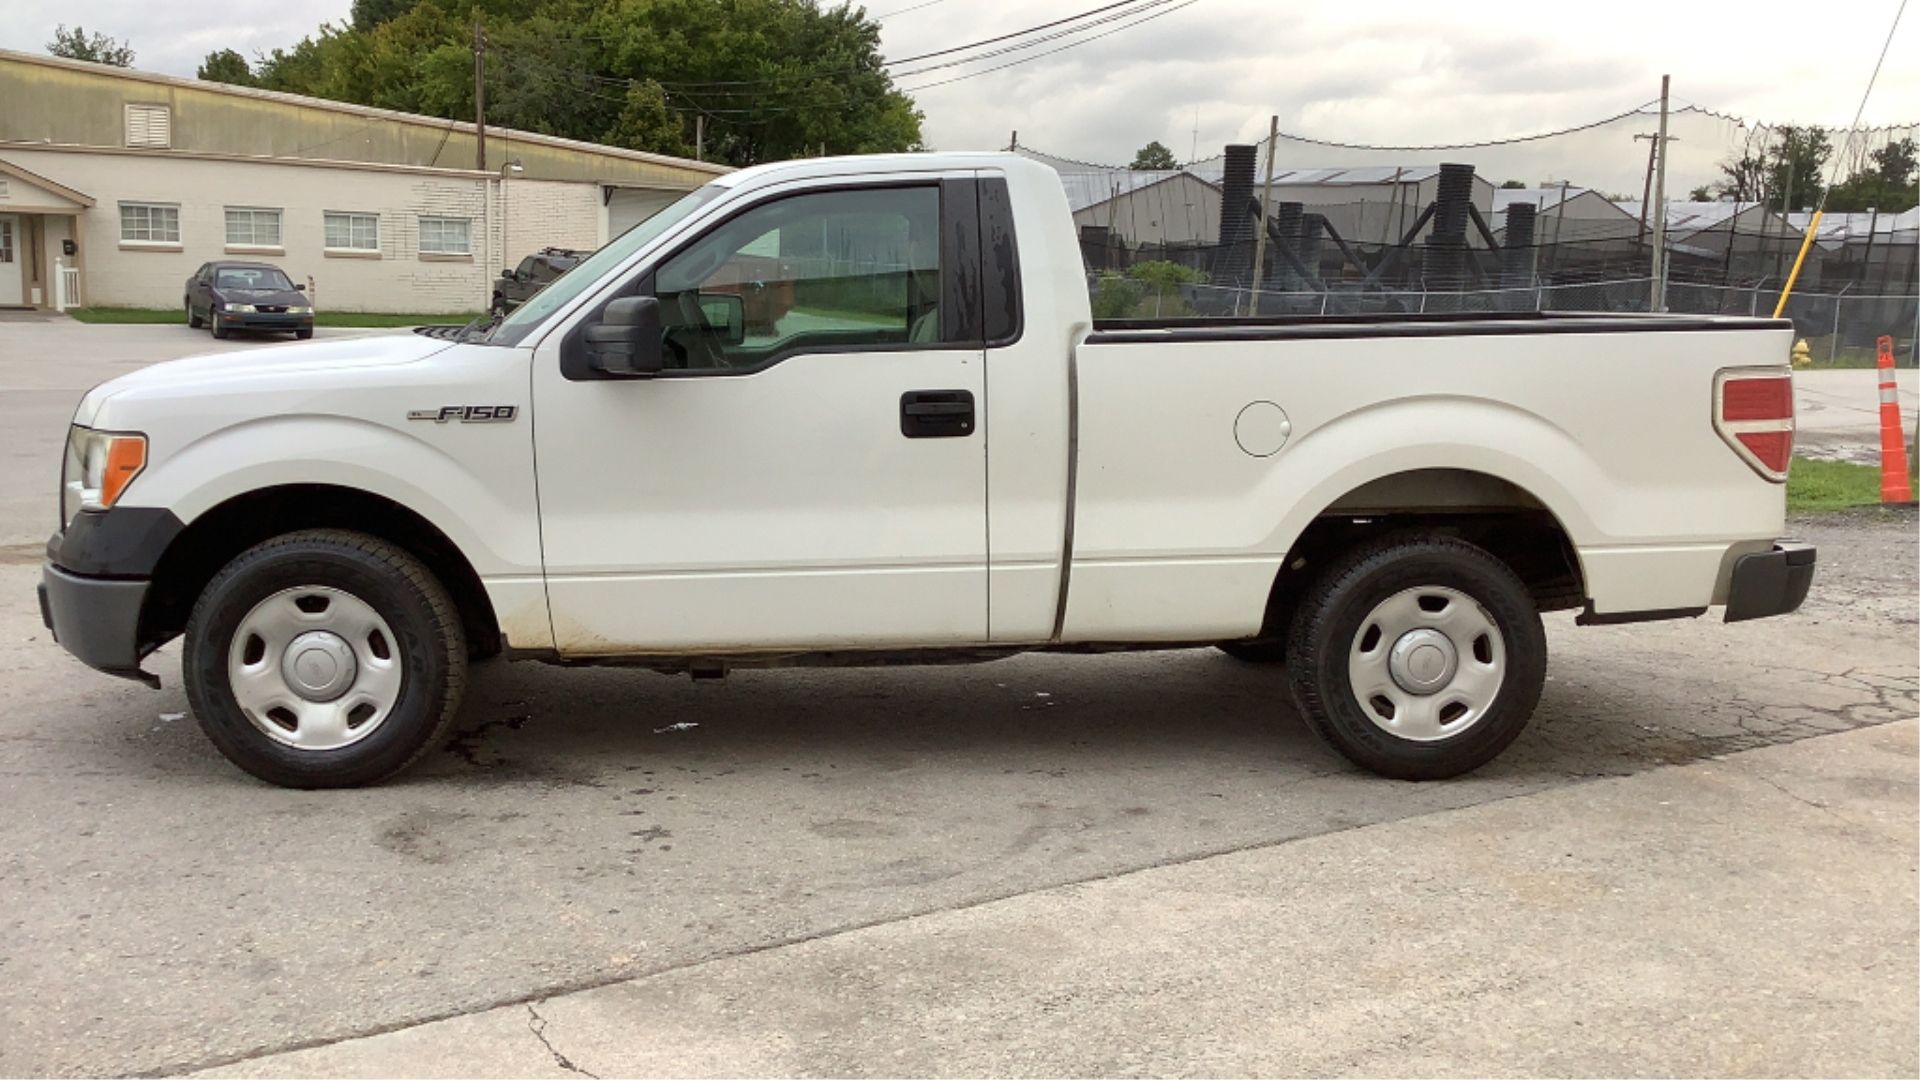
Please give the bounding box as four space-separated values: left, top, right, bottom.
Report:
1 317 1915 1076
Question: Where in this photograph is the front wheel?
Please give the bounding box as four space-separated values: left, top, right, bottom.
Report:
183 530 468 788
210 310 230 339
1285 535 1546 780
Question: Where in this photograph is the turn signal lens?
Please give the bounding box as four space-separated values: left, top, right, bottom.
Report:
100 435 147 508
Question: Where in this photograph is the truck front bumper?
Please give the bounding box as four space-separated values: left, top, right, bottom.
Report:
39 564 158 685
1723 542 1816 622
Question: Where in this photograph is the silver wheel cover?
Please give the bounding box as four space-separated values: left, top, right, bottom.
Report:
227 586 404 751
1346 585 1505 742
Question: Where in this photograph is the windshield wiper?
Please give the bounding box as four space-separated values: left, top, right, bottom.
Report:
454 311 504 344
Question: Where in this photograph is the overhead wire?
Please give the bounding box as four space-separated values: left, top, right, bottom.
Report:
898 0 1201 92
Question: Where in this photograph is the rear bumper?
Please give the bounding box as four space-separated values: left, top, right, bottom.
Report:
39 563 157 684
1724 543 1816 622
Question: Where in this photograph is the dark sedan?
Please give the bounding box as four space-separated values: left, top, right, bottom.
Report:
184 261 315 340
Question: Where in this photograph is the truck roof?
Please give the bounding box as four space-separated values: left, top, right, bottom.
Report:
715 151 1042 191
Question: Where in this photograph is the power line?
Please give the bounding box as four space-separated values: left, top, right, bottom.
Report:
898 0 1202 92
1820 0 1909 202
873 0 952 18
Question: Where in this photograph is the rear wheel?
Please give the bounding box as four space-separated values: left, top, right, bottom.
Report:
183 530 467 788
187 301 203 329
1285 535 1546 780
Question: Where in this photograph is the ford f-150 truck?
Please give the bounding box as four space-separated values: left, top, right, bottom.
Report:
40 152 1814 788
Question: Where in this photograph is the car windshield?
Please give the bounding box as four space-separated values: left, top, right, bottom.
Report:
215 267 294 291
489 184 727 346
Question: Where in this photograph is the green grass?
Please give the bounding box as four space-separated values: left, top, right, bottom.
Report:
67 306 482 328
1787 455 1891 512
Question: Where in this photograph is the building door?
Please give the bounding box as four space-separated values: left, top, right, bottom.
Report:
0 216 21 306
607 189 682 240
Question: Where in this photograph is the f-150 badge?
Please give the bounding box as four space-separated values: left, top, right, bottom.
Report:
408 405 518 423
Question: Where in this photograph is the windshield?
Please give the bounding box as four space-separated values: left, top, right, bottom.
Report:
216 267 294 291
490 184 728 346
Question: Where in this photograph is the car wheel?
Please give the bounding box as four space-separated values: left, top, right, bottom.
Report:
1217 639 1286 664
295 327 314 340
187 301 204 329
1285 534 1546 780
183 529 468 788
210 310 230 339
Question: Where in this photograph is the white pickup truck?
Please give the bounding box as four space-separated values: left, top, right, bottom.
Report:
41 152 1814 788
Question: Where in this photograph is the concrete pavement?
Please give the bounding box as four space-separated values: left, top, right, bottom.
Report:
198 719 1920 1078
1794 367 1917 465
1 320 1915 1076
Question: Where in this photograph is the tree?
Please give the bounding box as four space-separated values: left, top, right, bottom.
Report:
197 49 255 86
246 0 922 167
47 25 134 66
1687 184 1715 201
1130 141 1177 170
1712 126 1833 210
1499 179 1527 189
1826 137 1918 213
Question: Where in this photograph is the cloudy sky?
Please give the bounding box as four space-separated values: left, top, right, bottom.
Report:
4 0 1914 192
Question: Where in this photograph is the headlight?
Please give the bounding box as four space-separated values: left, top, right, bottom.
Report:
62 427 147 525
226 303 258 313
288 305 313 314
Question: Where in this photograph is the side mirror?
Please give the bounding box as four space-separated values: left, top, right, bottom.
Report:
584 296 664 377
501 268 517 280
294 283 306 292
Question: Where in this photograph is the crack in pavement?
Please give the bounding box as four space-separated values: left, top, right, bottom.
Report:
526 1003 598 1079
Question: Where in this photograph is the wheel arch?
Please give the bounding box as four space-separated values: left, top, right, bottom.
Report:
1247 465 1588 640
140 484 502 659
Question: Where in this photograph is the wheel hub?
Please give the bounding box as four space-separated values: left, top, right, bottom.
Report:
281 630 359 702
1388 628 1458 695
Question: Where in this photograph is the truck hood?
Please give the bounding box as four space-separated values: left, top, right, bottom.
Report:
75 332 456 426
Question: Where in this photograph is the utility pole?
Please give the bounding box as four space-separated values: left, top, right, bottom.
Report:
1248 115 1279 315
472 17 487 173
695 115 705 163
1009 130 1018 151
1648 74 1672 312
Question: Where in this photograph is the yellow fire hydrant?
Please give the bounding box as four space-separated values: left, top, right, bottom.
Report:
1791 339 1812 368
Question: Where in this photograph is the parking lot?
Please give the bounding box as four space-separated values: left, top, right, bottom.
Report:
1 315 1915 1076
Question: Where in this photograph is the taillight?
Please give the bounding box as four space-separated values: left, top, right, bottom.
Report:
1714 368 1794 481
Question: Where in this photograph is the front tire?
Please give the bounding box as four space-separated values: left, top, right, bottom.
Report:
1285 535 1546 780
210 310 230 339
183 530 467 788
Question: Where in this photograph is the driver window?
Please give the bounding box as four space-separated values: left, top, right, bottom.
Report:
653 185 940 372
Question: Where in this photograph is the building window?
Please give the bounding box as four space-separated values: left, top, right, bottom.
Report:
120 202 181 244
225 207 282 248
125 104 171 149
0 178 10 199
324 211 380 252
418 216 471 256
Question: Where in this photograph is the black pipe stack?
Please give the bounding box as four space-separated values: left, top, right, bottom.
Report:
1500 203 1537 307
1299 211 1327 289
1424 162 1476 307
1269 201 1304 290
1214 143 1259 286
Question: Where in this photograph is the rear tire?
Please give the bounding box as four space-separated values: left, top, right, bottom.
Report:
187 302 203 329
183 530 467 788
1285 534 1546 780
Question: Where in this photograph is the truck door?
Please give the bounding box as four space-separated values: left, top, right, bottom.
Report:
530 176 990 653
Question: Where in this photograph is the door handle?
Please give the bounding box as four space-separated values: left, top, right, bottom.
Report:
900 390 975 438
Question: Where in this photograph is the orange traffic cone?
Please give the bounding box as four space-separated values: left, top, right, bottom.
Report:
1876 335 1913 503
